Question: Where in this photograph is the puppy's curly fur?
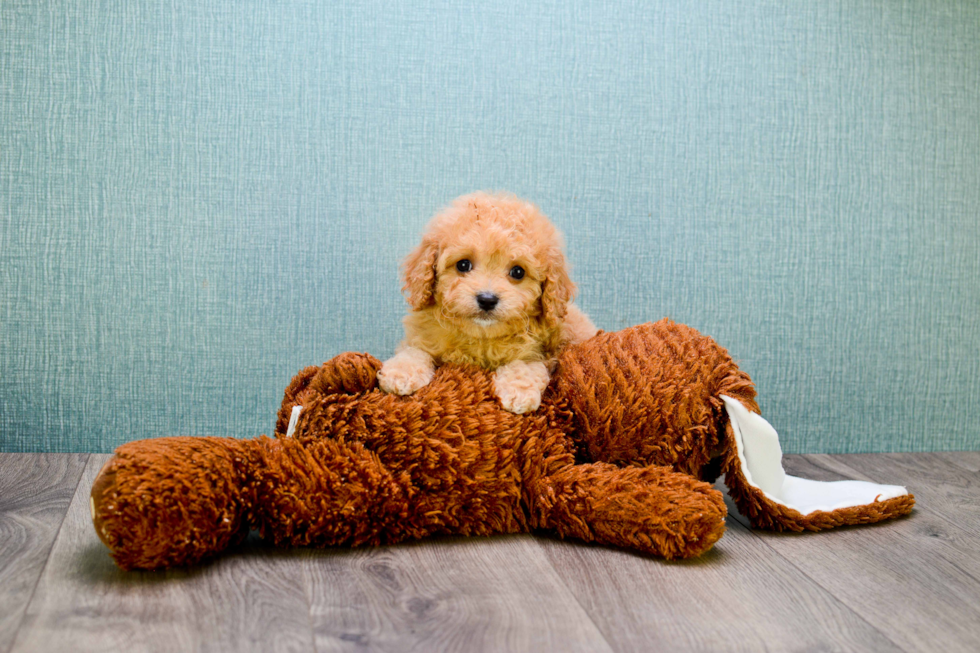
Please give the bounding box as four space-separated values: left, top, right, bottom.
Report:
378 191 597 413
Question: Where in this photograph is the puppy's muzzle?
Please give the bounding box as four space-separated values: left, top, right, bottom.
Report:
476 292 499 312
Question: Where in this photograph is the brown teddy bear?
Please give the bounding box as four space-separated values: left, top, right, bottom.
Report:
90 320 914 570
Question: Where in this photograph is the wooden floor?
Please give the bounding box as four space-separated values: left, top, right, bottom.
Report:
1 452 978 653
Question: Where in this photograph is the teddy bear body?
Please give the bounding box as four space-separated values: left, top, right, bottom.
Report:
90 320 912 571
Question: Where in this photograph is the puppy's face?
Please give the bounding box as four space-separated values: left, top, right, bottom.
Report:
433 229 544 332
403 192 574 335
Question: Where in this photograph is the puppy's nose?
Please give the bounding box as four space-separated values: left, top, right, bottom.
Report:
476 292 499 312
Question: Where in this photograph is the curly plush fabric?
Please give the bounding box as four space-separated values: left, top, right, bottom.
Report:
91 320 913 570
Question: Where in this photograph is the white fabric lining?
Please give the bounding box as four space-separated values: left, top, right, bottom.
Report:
721 395 908 515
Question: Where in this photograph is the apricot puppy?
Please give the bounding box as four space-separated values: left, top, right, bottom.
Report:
378 191 597 413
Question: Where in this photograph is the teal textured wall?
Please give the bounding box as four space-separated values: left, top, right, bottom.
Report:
2 0 978 453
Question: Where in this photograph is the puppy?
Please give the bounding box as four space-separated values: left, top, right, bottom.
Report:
378 191 597 413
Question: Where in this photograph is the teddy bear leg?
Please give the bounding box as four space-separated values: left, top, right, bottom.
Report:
527 463 727 559
91 437 255 571
720 396 915 530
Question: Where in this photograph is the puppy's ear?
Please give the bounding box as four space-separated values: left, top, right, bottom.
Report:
540 255 575 327
402 237 439 310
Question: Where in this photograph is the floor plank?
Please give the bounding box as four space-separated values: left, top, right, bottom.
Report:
932 450 980 474
11 455 315 653
6 452 978 652
0 453 88 653
723 453 980 653
304 535 612 653
539 482 899 653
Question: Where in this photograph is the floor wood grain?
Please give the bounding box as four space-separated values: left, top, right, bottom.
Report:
0 453 88 653
730 453 980 653
932 450 980 474
2 452 978 652
539 491 899 653
304 536 610 653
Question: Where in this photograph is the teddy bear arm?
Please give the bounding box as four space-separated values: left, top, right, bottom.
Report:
249 436 419 548
91 434 426 570
526 462 727 559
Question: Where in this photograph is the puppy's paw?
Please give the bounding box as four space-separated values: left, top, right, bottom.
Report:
493 360 550 414
496 384 542 414
377 348 435 396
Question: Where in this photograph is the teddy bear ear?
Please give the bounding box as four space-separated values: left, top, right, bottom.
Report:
402 237 439 310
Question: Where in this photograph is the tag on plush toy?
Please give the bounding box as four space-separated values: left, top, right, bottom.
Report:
286 406 302 438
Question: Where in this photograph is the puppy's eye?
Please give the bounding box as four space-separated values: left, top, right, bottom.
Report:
509 265 525 280
456 259 472 273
